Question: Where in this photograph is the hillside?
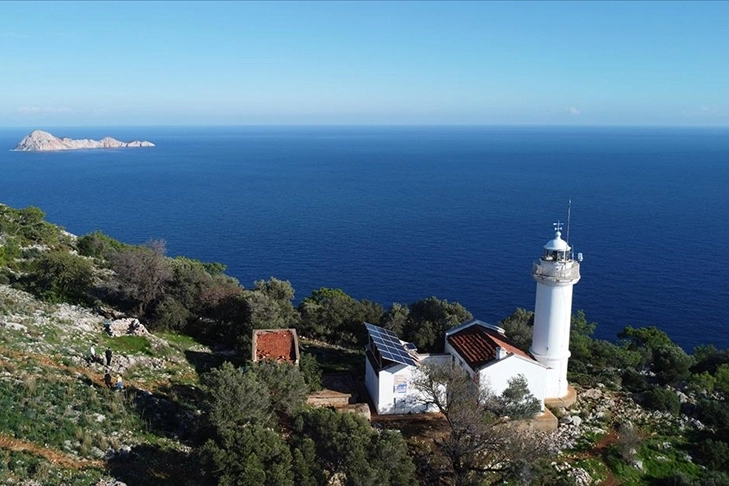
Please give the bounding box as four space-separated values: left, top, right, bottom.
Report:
1 202 729 485
0 284 209 485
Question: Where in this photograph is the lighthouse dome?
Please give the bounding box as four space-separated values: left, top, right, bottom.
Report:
544 231 570 251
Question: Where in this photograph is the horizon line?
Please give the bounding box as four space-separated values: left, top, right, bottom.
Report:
2 123 729 130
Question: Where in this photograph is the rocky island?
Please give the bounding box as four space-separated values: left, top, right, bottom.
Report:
13 130 155 151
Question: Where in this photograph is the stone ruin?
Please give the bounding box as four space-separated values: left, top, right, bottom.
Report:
104 318 150 337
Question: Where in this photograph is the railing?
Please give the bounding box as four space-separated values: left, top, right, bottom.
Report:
532 260 581 281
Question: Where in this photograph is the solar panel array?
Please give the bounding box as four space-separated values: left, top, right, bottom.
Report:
365 322 418 367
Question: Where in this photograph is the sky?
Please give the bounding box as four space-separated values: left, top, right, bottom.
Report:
1 1 728 127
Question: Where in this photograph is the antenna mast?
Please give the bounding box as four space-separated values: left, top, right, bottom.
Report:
566 199 572 255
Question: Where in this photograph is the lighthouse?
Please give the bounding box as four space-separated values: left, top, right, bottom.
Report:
529 223 581 398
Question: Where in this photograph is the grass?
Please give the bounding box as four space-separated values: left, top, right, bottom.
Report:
0 369 146 458
300 338 364 375
157 332 203 350
0 449 105 486
104 335 153 356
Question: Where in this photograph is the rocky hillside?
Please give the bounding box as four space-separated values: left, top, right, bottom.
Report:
0 284 210 485
13 130 154 152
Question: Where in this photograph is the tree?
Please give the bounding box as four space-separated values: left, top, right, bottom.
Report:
618 325 692 386
412 361 548 485
200 362 273 431
112 240 172 316
290 407 416 486
299 352 323 391
247 360 309 416
499 308 534 352
244 277 300 330
618 325 675 367
381 302 410 337
652 344 692 385
200 424 294 486
404 297 472 352
298 288 383 346
494 374 541 420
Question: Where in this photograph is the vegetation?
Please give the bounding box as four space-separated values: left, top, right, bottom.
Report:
2 202 729 485
412 362 547 484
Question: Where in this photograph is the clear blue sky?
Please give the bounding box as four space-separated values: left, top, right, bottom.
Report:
1 1 727 127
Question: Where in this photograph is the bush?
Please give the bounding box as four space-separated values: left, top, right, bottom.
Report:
77 230 126 261
715 364 729 397
653 345 693 386
621 368 649 392
688 371 716 395
23 251 94 304
642 387 680 414
695 399 729 435
694 439 729 471
299 353 322 391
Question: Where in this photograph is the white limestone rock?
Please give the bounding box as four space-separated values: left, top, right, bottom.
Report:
13 130 154 152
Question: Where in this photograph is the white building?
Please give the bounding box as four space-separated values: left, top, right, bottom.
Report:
364 223 581 415
445 319 548 407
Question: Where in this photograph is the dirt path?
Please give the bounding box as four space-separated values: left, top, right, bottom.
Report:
0 433 104 470
0 345 108 387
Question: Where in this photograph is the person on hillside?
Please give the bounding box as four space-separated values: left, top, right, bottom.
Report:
105 348 113 366
115 374 123 391
88 344 96 365
104 371 112 388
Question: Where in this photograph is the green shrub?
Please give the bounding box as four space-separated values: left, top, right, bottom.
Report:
642 387 680 414
694 439 729 471
23 250 94 304
715 364 729 396
695 399 729 435
688 371 716 395
621 368 649 392
299 352 322 391
76 230 126 261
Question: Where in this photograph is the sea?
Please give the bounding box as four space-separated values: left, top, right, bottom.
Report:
1 126 728 351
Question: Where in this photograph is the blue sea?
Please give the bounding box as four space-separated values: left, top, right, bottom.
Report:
1 126 728 351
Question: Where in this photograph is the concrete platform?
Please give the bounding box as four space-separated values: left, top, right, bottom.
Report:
544 384 578 409
307 373 358 408
528 407 559 432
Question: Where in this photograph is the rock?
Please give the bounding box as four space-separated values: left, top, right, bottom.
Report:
1 321 28 332
580 388 603 400
571 415 583 427
632 459 644 471
559 416 573 425
13 130 154 152
106 318 150 337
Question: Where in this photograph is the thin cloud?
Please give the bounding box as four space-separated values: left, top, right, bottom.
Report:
682 106 722 117
566 107 581 116
16 106 73 114
1 32 31 39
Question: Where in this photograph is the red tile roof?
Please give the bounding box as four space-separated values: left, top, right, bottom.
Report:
447 324 534 370
253 329 299 364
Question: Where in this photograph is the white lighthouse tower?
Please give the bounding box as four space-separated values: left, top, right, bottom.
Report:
529 222 581 399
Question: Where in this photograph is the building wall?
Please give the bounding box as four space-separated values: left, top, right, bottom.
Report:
477 355 548 408
364 357 380 409
367 355 449 415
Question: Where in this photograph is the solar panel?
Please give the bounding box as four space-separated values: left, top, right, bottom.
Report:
365 322 418 367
